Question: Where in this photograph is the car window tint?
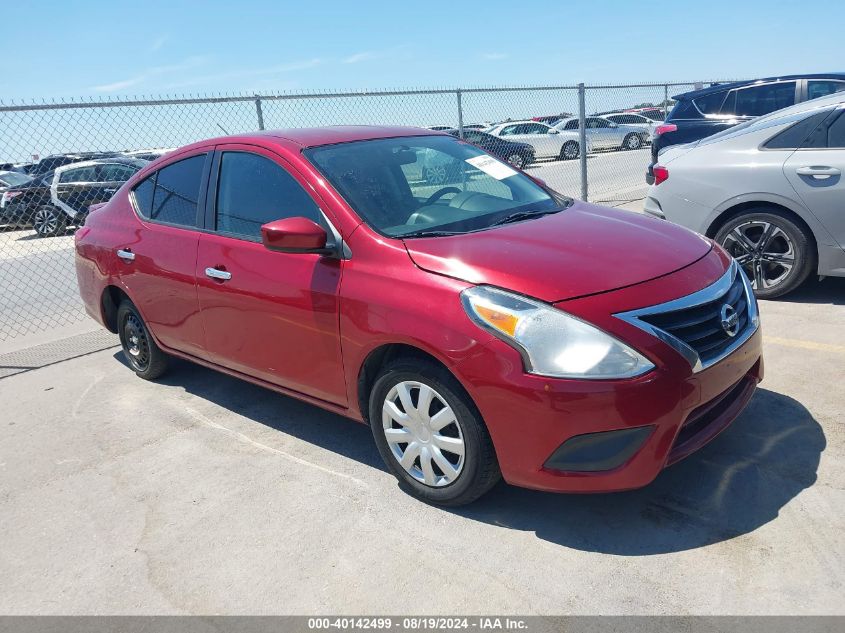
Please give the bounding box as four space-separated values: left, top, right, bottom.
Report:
764 110 831 149
693 91 728 114
99 163 137 182
802 110 845 149
215 152 320 239
733 82 796 117
59 166 97 183
564 120 578 130
149 154 205 226
500 125 517 136
132 173 156 217
807 81 845 101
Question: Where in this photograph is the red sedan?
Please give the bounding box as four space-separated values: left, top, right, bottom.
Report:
75 126 763 505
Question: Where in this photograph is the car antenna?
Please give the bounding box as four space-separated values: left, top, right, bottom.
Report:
216 124 230 135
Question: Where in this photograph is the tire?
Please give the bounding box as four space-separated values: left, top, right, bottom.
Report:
369 358 500 506
32 205 66 238
714 208 815 299
506 153 526 169
116 300 169 380
560 141 579 161
622 133 642 150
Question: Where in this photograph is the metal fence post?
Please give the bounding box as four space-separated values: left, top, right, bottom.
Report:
577 83 588 201
663 84 669 119
456 89 464 139
255 97 265 130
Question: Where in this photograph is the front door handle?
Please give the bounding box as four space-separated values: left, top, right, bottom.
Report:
796 166 841 179
205 267 232 281
116 248 135 262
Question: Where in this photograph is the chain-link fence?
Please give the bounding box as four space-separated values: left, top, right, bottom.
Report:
0 81 725 344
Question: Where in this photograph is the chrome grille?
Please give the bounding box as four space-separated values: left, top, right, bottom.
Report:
615 260 759 373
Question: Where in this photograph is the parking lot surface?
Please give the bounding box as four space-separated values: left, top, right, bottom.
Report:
1 275 843 614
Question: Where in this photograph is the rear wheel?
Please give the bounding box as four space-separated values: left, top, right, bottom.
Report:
714 208 815 298
33 205 66 238
560 141 579 161
369 359 500 506
622 133 642 150
117 300 169 380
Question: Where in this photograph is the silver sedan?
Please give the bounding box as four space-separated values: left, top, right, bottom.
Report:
553 116 650 151
644 91 845 298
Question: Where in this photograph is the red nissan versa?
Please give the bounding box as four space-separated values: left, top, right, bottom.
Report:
74 126 763 506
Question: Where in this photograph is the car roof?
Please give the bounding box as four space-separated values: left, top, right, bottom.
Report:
53 156 147 174
492 120 549 127
674 73 845 100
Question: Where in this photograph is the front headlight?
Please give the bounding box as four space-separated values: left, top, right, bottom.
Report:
461 286 654 379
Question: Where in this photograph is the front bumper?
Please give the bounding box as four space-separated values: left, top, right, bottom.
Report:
454 249 763 493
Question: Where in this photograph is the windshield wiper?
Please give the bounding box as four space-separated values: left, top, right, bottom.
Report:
400 230 464 239
490 207 564 227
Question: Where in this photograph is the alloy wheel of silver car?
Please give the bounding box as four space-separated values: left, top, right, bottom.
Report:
562 142 579 160
426 165 448 185
33 206 62 237
381 380 465 487
624 134 642 150
721 220 796 291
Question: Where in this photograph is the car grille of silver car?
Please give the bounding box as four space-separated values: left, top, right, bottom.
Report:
615 260 759 373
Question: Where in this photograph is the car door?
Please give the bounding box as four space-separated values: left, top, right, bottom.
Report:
195 145 347 406
516 123 557 158
54 164 98 219
586 117 618 149
783 109 845 249
120 151 211 357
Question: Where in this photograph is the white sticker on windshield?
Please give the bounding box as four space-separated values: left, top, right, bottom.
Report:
465 155 518 180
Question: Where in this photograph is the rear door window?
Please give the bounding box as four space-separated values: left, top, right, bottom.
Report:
807 80 845 101
801 110 845 149
693 90 728 115
731 82 797 117
131 154 206 227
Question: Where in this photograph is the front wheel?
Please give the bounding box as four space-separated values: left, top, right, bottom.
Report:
33 205 66 237
117 300 169 380
369 359 500 506
714 208 815 298
560 141 579 161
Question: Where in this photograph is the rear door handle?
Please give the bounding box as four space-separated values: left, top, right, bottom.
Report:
116 249 135 262
796 166 841 179
205 267 232 281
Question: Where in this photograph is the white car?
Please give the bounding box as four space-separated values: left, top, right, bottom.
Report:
644 91 845 298
486 120 586 160
553 116 650 151
602 112 659 138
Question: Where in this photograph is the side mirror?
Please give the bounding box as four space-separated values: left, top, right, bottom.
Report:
261 216 329 254
548 129 559 135
608 122 618 128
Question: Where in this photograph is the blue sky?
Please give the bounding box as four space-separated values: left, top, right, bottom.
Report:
3 0 845 100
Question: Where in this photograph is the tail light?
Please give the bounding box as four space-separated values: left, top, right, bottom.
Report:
653 165 669 185
2 190 24 204
654 123 677 136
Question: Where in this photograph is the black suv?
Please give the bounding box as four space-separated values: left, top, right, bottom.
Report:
646 73 845 183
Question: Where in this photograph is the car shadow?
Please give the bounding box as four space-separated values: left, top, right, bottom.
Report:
769 275 845 306
122 353 824 556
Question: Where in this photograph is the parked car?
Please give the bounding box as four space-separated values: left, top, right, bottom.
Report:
625 107 666 121
447 129 535 169
0 170 32 192
646 73 845 183
122 148 176 162
553 116 650 151
645 91 845 298
603 112 659 137
462 124 488 131
24 152 121 176
486 120 586 160
2 157 146 236
532 113 572 125
76 126 762 506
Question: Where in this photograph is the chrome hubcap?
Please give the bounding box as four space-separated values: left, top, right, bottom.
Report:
428 165 447 184
382 381 465 487
34 208 58 234
508 154 524 168
628 135 641 148
722 221 795 290
564 144 578 159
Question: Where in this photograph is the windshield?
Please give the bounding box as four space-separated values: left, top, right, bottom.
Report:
305 135 567 238
0 172 32 187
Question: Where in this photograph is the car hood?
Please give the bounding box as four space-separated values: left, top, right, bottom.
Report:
403 201 712 303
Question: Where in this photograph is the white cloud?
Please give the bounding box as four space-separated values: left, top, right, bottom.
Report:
343 51 377 64
481 52 508 60
91 56 209 92
149 36 167 53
